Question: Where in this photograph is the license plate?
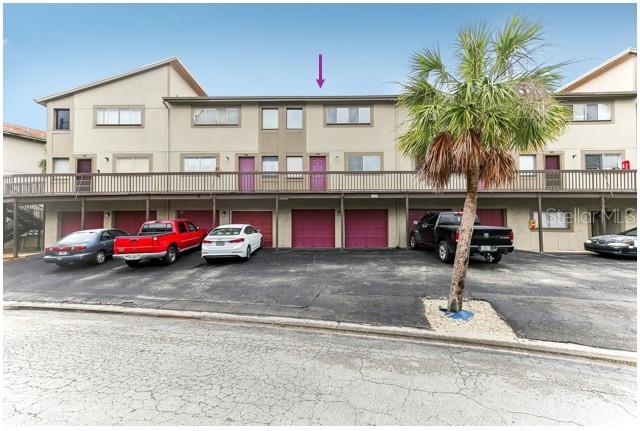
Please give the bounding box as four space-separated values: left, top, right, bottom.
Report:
480 246 493 252
124 254 141 260
57 251 68 256
216 241 225 246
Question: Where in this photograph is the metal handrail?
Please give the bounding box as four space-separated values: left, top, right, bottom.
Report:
3 169 636 197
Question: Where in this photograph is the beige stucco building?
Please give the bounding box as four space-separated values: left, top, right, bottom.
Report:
3 123 46 176
4 50 637 252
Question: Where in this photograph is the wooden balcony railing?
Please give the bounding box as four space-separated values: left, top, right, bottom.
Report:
3 170 637 198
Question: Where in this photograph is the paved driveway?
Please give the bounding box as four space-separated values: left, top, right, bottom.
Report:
3 249 636 350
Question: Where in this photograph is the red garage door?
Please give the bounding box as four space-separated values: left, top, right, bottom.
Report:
231 210 273 247
59 211 104 239
292 209 335 248
345 209 388 248
114 210 157 235
176 210 220 233
477 209 506 226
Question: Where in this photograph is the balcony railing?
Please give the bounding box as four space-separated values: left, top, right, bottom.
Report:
3 170 636 198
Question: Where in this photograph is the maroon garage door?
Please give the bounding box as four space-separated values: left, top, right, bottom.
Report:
176 210 220 233
231 210 273 247
114 210 157 235
59 211 104 239
345 209 388 248
476 209 506 226
292 209 335 248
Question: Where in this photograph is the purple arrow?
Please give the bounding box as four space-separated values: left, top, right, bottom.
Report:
316 54 325 88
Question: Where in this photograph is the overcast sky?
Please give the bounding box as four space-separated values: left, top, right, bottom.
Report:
3 2 637 129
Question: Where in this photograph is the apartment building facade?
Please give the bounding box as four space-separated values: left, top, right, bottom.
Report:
3 123 46 176
4 50 637 253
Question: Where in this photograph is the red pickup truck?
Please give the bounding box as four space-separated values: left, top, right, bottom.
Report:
113 219 208 267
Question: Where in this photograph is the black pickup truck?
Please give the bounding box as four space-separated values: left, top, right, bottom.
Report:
409 211 514 263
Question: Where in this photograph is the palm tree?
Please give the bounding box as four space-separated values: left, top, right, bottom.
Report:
399 16 570 312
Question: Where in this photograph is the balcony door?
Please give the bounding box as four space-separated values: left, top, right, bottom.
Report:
544 155 561 189
76 159 92 192
309 156 326 191
239 157 255 192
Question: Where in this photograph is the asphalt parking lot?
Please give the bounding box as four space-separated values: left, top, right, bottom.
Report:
3 248 637 351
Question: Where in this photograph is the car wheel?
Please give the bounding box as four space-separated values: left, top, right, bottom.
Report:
164 246 178 265
95 250 106 265
125 260 140 268
244 245 252 261
409 233 419 250
204 257 215 265
437 241 453 263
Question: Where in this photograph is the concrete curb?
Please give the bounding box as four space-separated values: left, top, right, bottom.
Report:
4 300 636 366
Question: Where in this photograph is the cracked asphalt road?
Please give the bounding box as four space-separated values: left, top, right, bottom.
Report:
3 309 637 426
3 249 636 350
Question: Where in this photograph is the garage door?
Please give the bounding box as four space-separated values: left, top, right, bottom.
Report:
292 209 335 248
176 210 220 233
231 210 273 247
59 211 104 239
114 210 157 235
477 209 506 226
345 209 388 248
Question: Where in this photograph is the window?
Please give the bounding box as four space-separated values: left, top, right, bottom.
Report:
183 156 217 172
140 223 173 234
533 210 571 229
244 226 256 234
286 156 303 178
100 231 115 241
52 158 70 173
193 107 239 126
262 108 279 129
54 109 70 130
518 155 536 170
211 227 242 236
187 222 197 232
262 156 279 176
571 103 611 121
326 106 371 125
585 153 621 170
347 154 381 171
96 108 142 126
115 156 150 173
177 222 187 233
286 108 303 129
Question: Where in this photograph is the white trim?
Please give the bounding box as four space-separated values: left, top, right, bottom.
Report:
557 48 637 93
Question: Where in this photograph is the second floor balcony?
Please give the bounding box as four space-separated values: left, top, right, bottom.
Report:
3 169 637 199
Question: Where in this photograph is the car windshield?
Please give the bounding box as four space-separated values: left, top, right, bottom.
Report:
438 214 481 226
210 228 242 236
59 232 97 244
140 223 173 234
619 227 637 237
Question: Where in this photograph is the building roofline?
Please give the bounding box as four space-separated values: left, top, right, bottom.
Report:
557 48 637 94
3 123 46 143
164 95 400 104
34 57 207 105
556 90 637 99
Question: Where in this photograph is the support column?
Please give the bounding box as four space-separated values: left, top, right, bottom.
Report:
145 196 150 221
275 195 279 250
212 195 217 228
340 194 345 249
600 193 607 235
12 198 18 258
80 197 86 230
405 193 410 249
537 193 544 253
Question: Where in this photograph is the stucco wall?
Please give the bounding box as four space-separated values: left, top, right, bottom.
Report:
3 134 45 175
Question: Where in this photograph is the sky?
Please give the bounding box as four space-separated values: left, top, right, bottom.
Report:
3 3 637 129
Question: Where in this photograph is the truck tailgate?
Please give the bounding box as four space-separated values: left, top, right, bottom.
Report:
114 235 164 254
471 227 512 246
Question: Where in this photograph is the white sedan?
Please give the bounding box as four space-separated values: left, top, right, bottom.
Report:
201 224 263 262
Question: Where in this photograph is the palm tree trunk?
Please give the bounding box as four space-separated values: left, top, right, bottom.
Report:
447 165 480 312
